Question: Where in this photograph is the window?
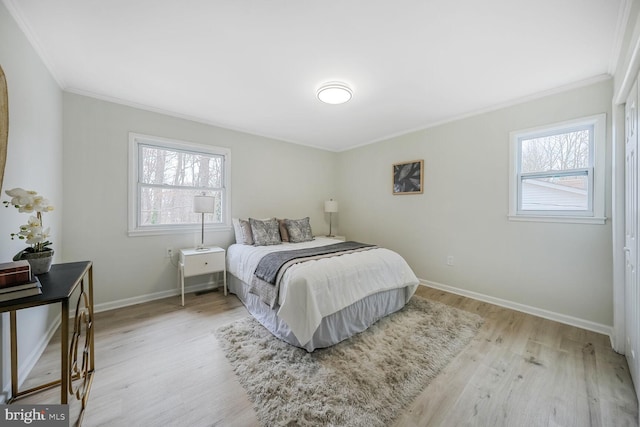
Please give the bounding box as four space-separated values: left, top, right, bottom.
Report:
508 114 606 224
128 133 231 236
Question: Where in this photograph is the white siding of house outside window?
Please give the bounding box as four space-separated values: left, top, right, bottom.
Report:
508 114 606 224
128 133 231 236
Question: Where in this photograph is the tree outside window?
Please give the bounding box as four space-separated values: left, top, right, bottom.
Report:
128 134 230 235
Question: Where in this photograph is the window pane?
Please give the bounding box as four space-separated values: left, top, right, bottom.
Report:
520 127 591 173
140 187 222 225
140 145 223 188
521 175 588 211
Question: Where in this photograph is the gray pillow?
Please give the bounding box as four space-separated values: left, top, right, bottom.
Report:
285 217 313 243
249 218 282 246
232 218 254 245
278 218 289 242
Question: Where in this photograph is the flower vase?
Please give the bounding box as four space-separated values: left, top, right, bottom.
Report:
13 248 54 275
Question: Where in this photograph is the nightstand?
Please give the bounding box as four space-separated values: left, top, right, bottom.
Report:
178 247 226 306
326 235 346 241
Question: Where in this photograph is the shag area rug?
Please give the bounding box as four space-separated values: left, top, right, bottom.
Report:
215 296 483 427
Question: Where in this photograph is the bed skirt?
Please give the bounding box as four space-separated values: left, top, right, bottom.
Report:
227 272 411 352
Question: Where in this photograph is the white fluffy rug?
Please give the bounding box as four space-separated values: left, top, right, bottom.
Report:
215 296 483 427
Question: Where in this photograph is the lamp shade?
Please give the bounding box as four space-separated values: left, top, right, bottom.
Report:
324 200 338 213
193 195 215 213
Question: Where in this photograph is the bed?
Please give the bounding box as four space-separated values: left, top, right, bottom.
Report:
227 217 419 351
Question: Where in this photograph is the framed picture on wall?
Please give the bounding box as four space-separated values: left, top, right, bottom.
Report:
392 160 424 195
0 65 7 193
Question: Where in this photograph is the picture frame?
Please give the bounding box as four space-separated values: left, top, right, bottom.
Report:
0 65 7 194
392 160 424 195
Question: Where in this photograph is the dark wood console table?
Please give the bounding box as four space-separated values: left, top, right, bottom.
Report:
0 261 95 421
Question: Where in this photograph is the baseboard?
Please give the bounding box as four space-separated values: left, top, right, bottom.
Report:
420 279 614 341
93 281 221 313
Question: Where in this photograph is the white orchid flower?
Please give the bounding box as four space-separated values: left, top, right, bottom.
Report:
4 188 54 253
5 189 53 212
27 216 41 227
17 204 34 213
41 227 50 239
25 233 45 245
6 189 35 208
32 196 53 212
19 223 40 234
5 188 29 198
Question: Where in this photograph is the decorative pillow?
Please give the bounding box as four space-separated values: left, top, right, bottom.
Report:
249 218 282 246
285 217 313 243
232 218 254 245
278 218 289 242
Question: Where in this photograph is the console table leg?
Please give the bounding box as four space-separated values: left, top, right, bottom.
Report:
10 310 17 400
61 300 69 404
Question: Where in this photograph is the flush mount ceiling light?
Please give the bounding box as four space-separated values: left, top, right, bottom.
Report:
316 82 353 105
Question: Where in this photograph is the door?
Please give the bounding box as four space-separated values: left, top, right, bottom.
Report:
625 80 640 395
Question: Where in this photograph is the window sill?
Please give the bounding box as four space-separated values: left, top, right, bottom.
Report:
127 224 232 237
508 215 607 225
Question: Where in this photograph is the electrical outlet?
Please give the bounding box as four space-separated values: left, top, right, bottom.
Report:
166 247 173 258
446 255 454 266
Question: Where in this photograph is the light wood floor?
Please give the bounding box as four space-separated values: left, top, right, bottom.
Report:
15 286 639 427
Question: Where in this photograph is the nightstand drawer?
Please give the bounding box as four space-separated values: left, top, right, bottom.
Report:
181 250 225 277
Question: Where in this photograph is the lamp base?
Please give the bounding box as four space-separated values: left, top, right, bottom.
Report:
326 234 335 237
195 245 209 251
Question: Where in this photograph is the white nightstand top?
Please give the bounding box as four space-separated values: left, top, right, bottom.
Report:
180 247 225 257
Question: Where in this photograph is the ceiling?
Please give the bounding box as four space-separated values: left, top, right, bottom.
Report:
4 0 627 152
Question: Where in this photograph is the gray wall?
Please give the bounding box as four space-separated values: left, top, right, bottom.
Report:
0 1 64 399
62 93 338 307
337 79 613 327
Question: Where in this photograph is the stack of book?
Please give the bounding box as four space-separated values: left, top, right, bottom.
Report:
0 260 42 302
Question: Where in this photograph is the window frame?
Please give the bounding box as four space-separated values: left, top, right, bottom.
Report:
128 133 232 236
508 114 607 224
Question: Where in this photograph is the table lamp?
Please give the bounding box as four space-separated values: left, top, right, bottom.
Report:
194 193 215 250
324 199 338 237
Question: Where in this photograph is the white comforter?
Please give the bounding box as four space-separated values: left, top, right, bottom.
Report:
227 237 419 345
